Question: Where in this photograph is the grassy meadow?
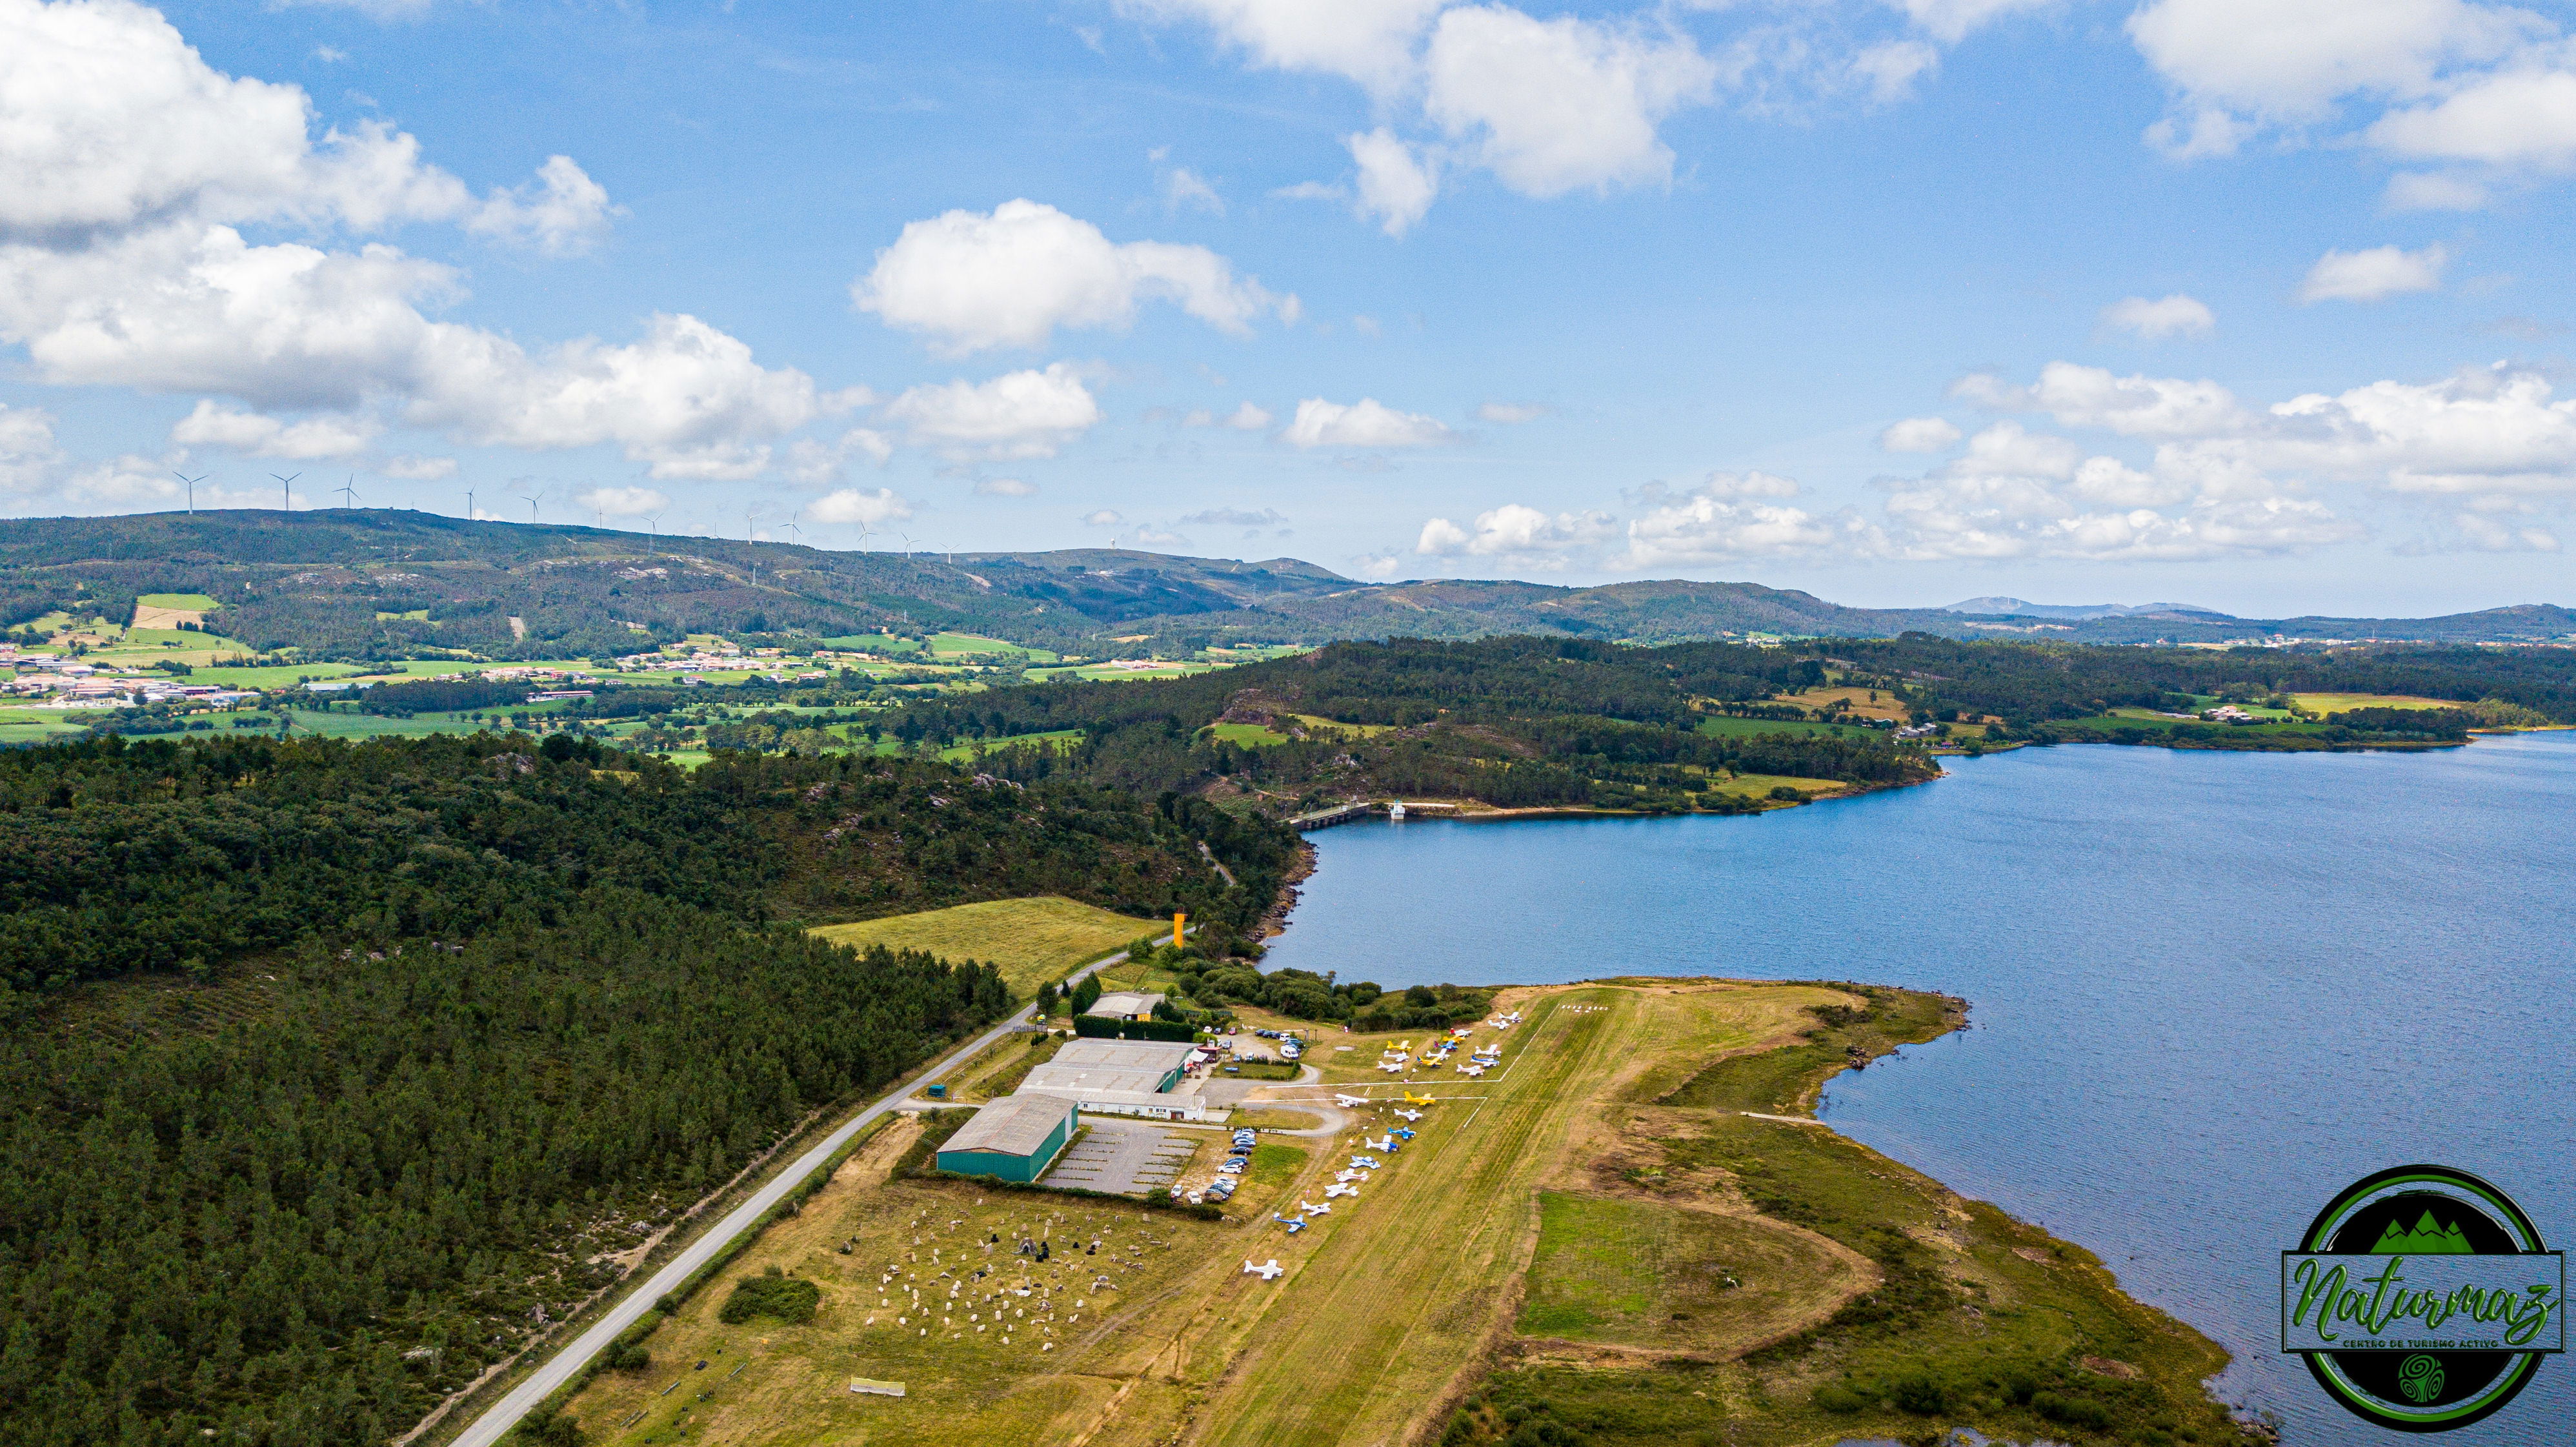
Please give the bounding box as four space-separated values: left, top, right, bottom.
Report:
806 896 1155 998
2289 692 2455 714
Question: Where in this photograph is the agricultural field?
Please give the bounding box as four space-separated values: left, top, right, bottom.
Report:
1203 722 1294 747
2289 692 2455 715
806 897 1156 999
0 707 103 741
1693 715 1877 741
539 978 2251 1447
1767 684 1913 722
1706 772 1848 802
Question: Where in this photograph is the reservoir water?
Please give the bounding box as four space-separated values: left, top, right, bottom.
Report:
1262 731 2576 1445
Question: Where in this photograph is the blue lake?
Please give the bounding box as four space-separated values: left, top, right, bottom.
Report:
1262 731 2576 1445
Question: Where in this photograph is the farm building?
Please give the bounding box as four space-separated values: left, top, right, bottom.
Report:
1020 1038 1222 1122
1083 991 1166 1021
934 1094 1078 1182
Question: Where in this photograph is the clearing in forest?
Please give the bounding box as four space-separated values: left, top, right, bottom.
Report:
808 896 1154 998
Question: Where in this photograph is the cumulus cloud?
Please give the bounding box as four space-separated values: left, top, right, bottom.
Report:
575 485 668 518
1878 416 1962 452
1620 472 1843 566
2383 170 2492 209
974 477 1038 497
2299 243 2449 301
1478 401 1548 423
0 0 844 489
1281 396 1456 449
882 363 1103 460
1347 128 1439 237
170 400 377 458
1416 502 1615 567
1851 40 1941 103
1178 505 1289 533
1951 361 2254 438
1083 509 1123 526
809 487 913 525
1424 6 1715 197
1160 164 1225 216
851 199 1285 353
1118 0 1445 96
2101 293 2217 338
2126 0 2576 185
781 427 893 485
2452 510 2561 551
0 403 65 496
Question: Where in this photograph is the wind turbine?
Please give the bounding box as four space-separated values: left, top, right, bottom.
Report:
899 531 917 558
272 472 300 511
336 476 361 509
645 510 665 543
465 487 475 520
784 509 804 550
172 472 205 514
519 487 545 524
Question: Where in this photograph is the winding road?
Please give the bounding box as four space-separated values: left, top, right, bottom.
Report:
444 944 1136 1447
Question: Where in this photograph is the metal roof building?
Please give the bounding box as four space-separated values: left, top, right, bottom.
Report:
935 1094 1078 1182
1020 1038 1223 1122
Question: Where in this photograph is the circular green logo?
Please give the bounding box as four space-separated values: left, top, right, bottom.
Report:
2282 1164 2563 1433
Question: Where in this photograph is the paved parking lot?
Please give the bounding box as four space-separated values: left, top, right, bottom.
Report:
1040 1118 1200 1195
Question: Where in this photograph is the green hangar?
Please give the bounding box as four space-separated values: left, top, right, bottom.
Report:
934 1093 1078 1183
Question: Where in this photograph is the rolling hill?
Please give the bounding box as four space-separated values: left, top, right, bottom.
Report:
1 509 2568 660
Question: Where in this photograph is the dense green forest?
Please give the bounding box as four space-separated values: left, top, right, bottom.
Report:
0 734 1294 1446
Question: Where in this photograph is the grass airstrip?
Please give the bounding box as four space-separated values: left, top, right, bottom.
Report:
805 897 1156 1000
547 977 2252 1447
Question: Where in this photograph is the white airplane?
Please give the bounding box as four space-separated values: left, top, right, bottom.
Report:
1334 1169 1360 1183
1334 1093 1369 1108
1298 1200 1330 1216
1376 1062 1405 1075
1458 1065 1484 1078
1365 1135 1394 1151
1243 1259 1284 1280
1395 1108 1424 1122
1323 1183 1356 1199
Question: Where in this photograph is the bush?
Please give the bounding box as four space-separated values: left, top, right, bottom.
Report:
1887 1372 1947 1415
718 1271 820 1326
2033 1391 2115 1430
1811 1384 1869 1413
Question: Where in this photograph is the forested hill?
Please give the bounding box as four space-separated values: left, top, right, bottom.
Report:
0 734 1292 1447
880 633 2576 815
5 510 2566 658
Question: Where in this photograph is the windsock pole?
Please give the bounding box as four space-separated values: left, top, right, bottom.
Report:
1173 912 1186 948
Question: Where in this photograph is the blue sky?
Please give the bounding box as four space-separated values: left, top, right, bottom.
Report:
3 0 2572 615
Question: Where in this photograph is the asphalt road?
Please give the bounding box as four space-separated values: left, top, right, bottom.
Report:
445 944 1135 1447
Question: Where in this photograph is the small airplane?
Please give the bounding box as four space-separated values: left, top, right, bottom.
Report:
1376 1061 1405 1075
1394 1109 1424 1122
1365 1135 1393 1151
1458 1065 1485 1078
1323 1183 1356 1199
1334 1169 1361 1183
1334 1093 1369 1108
1243 1259 1284 1280
1298 1200 1330 1216
1392 1127 1416 1140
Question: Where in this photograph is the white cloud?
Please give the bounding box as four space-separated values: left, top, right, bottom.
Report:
1179 505 1288 532
1347 128 1439 238
1478 401 1549 423
1416 501 1615 567
1953 361 2254 438
1878 416 1962 452
1281 396 1456 449
1851 40 1940 104
781 427 893 485
2453 511 2561 550
2264 363 2576 494
169 399 377 458
1083 509 1123 526
1185 401 1273 430
809 487 913 525
1620 472 1842 566
883 363 1103 460
974 476 1038 497
1424 6 1716 198
1115 0 1444 95
382 453 454 480
2382 170 2491 208
851 199 1283 353
2101 292 2217 338
0 402 64 496
1889 0 2060 45
2299 243 2448 301
1129 524 1189 547
575 485 668 518
0 0 841 487
2366 63 2576 165
464 156 620 257
1160 165 1226 216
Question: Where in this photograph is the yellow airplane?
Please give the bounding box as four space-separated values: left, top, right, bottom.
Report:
1402 1091 1437 1106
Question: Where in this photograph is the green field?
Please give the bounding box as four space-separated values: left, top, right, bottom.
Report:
136 592 221 611
1695 715 1878 740
0 708 102 740
1518 1191 1858 1351
1203 722 1294 747
1709 772 1848 802
805 896 1153 998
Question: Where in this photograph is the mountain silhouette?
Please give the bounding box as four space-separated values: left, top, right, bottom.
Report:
2372 1209 2473 1255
